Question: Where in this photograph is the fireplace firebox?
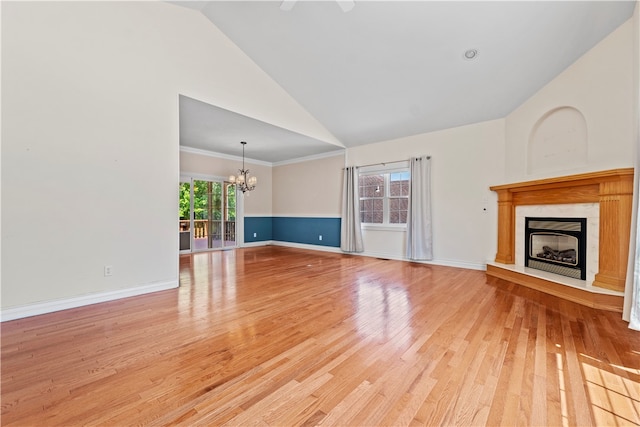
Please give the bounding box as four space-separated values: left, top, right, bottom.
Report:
525 217 587 280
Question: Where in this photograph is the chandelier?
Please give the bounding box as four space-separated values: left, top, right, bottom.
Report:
229 141 257 193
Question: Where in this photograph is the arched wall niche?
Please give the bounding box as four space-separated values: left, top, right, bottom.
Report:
527 106 588 175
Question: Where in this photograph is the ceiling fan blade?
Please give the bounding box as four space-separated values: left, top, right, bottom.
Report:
337 0 355 12
280 0 354 12
280 0 296 11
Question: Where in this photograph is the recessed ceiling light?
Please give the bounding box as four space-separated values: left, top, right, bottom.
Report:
463 49 479 60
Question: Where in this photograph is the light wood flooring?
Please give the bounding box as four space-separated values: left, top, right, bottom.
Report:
2 246 639 426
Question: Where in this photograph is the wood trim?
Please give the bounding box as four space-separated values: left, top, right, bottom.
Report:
594 179 635 291
490 168 634 293
489 168 634 192
486 264 624 312
494 190 515 264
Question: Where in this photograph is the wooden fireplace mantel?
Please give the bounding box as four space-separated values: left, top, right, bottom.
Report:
489 168 634 293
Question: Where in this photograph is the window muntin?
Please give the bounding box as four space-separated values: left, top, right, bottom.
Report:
389 172 409 224
359 170 409 225
359 174 384 224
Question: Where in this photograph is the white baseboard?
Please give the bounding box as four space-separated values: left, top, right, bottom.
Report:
419 258 487 271
269 241 343 253
241 240 274 248
243 241 486 270
1 248 485 323
241 240 342 254
1 280 178 322
341 249 487 271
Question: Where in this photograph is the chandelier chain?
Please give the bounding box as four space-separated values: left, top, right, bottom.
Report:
229 141 257 193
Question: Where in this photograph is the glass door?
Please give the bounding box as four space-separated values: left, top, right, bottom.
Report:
180 177 237 253
224 182 237 247
193 180 222 250
179 181 192 253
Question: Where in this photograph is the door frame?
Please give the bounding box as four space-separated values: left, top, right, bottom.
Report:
179 172 242 253
179 178 193 254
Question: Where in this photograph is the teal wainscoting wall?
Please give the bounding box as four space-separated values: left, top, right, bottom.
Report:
244 217 273 243
273 217 340 247
245 217 341 247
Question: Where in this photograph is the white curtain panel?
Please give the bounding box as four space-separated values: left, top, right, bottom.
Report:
624 141 640 330
340 166 364 253
622 70 639 329
628 218 640 330
406 156 433 261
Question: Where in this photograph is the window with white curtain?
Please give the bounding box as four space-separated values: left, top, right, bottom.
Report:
358 168 410 227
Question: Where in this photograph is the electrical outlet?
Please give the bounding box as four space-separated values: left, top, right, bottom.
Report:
253 232 257 238
319 235 323 241
104 265 113 277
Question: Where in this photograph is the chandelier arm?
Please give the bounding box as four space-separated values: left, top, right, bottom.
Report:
231 141 256 193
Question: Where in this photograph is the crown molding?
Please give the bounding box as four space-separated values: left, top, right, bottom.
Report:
272 150 345 166
180 145 272 167
180 145 345 167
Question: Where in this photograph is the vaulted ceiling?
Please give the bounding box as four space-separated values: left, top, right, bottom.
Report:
175 1 636 163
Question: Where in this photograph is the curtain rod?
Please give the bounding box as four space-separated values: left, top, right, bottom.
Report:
345 156 431 169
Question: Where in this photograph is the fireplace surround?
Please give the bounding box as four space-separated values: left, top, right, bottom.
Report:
486 168 633 312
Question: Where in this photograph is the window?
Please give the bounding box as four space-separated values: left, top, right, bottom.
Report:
359 170 410 226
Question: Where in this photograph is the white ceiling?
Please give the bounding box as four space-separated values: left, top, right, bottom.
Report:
175 0 636 164
179 95 344 163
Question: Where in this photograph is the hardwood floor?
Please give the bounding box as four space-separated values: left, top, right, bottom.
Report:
2 246 639 426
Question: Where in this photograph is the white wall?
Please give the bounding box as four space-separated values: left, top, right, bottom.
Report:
3 2 636 318
623 2 639 322
272 153 345 217
346 119 506 269
505 18 635 182
1 2 337 315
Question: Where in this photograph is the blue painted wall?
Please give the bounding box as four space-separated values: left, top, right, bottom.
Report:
244 217 273 243
273 217 341 247
245 217 341 247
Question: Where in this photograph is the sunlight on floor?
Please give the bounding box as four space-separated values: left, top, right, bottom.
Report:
581 353 640 426
556 351 570 427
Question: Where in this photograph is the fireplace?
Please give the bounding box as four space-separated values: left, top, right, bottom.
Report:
486 169 633 312
525 217 586 280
